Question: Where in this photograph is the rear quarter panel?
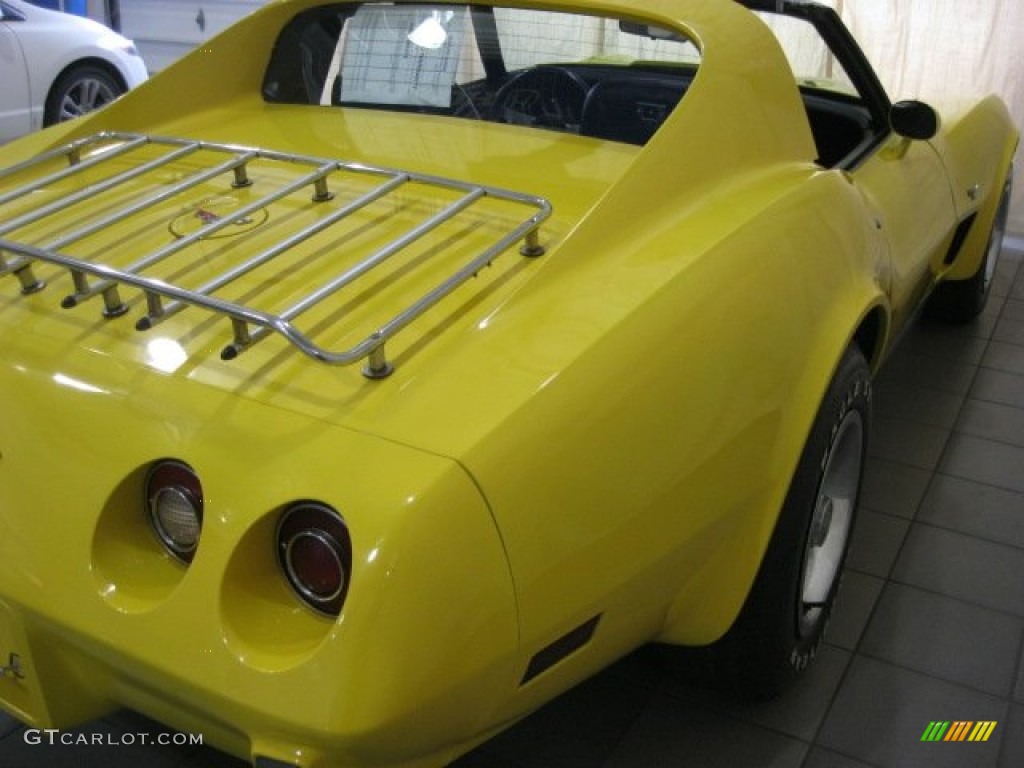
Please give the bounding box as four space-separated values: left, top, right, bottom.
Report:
454 162 887 720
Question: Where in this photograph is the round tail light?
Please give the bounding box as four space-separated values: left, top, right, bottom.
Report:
277 503 351 617
145 460 203 564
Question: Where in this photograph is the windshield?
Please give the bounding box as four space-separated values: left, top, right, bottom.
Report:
263 3 702 144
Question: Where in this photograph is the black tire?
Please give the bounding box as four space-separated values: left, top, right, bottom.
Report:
43 64 124 127
694 346 871 699
927 172 1012 323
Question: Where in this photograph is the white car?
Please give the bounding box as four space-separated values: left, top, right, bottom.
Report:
0 0 147 142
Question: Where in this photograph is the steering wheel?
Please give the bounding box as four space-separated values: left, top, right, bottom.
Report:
491 67 590 132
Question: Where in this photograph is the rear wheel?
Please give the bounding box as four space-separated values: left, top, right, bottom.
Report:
696 346 871 698
927 173 1012 322
44 64 124 127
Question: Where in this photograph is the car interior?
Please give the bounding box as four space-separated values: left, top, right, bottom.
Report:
261 3 876 168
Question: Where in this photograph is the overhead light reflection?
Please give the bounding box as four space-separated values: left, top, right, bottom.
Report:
407 10 452 49
53 373 108 395
145 337 188 374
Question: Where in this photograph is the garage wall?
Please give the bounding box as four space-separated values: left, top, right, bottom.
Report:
831 0 1023 234
115 0 264 72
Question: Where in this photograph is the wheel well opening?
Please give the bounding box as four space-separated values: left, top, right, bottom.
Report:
55 58 129 94
44 59 130 128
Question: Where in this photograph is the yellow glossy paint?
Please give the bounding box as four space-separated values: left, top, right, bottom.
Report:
0 0 1017 765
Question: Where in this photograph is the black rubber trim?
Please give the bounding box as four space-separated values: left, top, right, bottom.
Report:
521 615 601 684
942 213 977 266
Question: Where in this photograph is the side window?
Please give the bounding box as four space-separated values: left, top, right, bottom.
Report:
755 11 874 168
757 13 856 92
492 10 700 71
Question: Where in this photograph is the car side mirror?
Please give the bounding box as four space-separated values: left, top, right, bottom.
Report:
891 100 939 141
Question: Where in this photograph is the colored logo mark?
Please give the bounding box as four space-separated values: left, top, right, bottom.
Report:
921 721 997 742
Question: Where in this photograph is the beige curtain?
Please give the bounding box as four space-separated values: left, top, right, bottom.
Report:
835 0 1024 233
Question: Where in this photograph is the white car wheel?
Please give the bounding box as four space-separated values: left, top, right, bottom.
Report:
44 64 124 126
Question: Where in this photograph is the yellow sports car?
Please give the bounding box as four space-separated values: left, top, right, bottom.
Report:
0 0 1017 766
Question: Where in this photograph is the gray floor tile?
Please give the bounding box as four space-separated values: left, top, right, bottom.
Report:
668 645 851 743
956 399 1024 449
860 456 933 524
847 510 910 578
827 570 885 651
859 458 931 519
877 353 977 397
743 644 851 742
940 433 1024 494
918 474 1024 549
802 747 879 768
873 380 964 429
445 751 522 768
993 316 1024 346
603 693 808 768
995 252 1019 288
817 656 1006 768
453 662 653 768
991 288 1018 315
1012 266 1024 301
177 747 252 768
860 583 1023 697
1016 654 1024 703
892 523 1024 617
968 305 1003 341
869 416 950 471
604 647 672 690
999 704 1024 768
896 324 990 366
983 341 1024 377
1002 299 1024 323
969 367 1024 410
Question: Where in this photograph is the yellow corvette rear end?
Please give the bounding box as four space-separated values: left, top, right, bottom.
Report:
0 159 530 763
0 0 1017 766
0 354 518 766
0 116 580 766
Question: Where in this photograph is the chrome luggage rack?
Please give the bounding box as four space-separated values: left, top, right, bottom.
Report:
0 132 551 378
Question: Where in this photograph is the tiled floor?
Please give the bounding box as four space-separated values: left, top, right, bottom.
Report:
2 242 1023 768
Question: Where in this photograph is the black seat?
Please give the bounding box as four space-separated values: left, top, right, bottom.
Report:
580 76 687 145
801 93 874 167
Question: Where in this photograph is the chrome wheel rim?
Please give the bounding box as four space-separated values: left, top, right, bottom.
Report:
799 409 863 635
58 78 117 122
982 188 1010 295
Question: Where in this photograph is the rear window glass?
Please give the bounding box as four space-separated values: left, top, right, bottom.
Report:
263 3 702 145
